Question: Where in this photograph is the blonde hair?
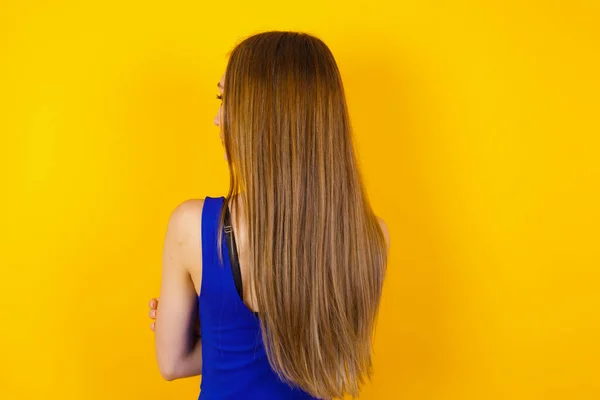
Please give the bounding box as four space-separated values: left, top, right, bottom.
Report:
217 31 388 399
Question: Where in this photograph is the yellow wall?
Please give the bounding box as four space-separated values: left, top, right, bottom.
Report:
1 1 598 399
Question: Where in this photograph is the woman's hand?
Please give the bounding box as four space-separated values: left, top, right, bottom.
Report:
149 297 159 331
149 297 201 337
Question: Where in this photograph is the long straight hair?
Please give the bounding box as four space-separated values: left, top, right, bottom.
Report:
216 31 388 399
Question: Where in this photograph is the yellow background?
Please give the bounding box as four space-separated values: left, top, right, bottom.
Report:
1 1 598 399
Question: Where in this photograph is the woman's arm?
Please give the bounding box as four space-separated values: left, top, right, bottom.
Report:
154 200 204 380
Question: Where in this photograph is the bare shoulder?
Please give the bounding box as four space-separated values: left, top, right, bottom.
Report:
169 199 205 224
165 199 205 269
376 216 391 251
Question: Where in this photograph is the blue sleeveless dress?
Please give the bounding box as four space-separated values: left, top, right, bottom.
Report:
198 196 320 400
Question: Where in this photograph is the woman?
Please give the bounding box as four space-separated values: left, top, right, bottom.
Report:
148 31 390 400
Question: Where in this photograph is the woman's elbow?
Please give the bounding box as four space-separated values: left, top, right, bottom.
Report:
158 359 202 381
156 345 184 380
158 363 178 381
157 355 186 381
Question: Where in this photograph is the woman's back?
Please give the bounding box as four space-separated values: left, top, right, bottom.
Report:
197 196 320 400
195 194 389 399
198 197 314 400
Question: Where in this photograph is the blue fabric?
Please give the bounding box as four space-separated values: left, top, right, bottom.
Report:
198 196 320 400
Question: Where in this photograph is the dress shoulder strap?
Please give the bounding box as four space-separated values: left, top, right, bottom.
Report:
201 196 226 270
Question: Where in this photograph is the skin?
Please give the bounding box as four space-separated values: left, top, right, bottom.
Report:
149 74 390 380
149 74 227 334
150 75 227 381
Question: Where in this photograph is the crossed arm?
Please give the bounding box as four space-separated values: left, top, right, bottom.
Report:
152 200 205 380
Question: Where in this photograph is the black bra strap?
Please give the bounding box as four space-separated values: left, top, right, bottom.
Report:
224 205 243 300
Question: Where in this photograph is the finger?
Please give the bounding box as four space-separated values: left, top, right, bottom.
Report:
149 298 159 309
150 322 155 331
149 309 156 319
